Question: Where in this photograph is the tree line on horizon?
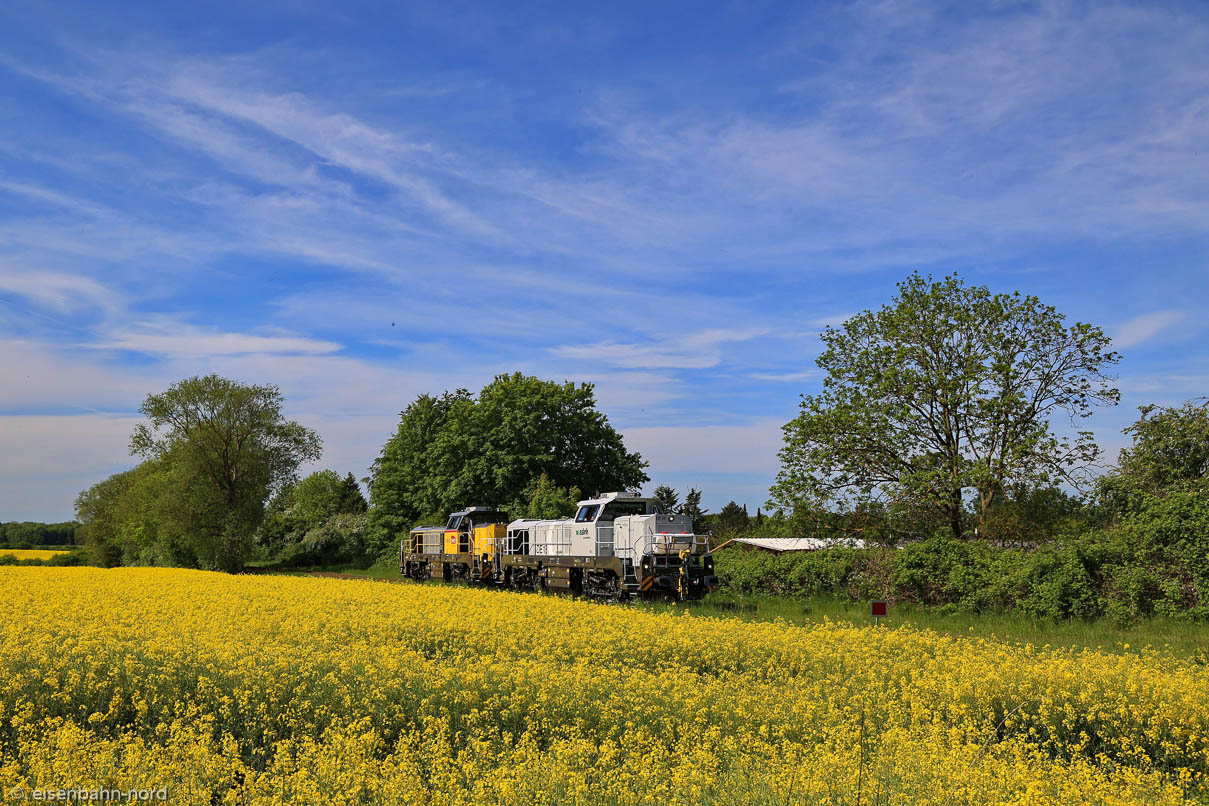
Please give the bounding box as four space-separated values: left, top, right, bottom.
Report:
45 272 1209 621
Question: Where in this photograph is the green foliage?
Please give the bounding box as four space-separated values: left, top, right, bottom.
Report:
127 374 322 572
74 468 138 565
367 373 647 558
0 549 87 567
257 470 373 565
0 522 79 546
681 488 706 522
365 389 469 558
715 501 750 536
74 462 183 568
712 547 868 599
1098 400 1209 512
652 485 680 514
278 513 370 567
737 394 1208 623
770 272 1119 540
293 470 367 527
73 375 320 572
509 473 581 520
715 501 1209 623
1112 485 1209 619
979 483 1091 545
256 482 300 560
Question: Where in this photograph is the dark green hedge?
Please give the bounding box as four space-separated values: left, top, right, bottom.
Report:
713 490 1209 623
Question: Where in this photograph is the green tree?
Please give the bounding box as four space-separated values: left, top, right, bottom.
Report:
770 272 1119 541
73 457 197 567
130 375 321 571
681 488 706 522
511 472 581 519
367 373 647 558
257 482 301 559
75 468 139 567
717 501 750 534
339 473 368 514
257 471 368 562
979 483 1086 546
0 521 78 546
299 512 370 566
1098 400 1209 512
366 390 471 556
652 484 680 514
293 470 365 527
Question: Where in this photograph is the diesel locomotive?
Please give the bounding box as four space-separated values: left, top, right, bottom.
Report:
400 491 718 601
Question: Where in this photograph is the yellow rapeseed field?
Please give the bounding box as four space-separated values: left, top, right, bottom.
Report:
0 568 1205 805
0 549 68 560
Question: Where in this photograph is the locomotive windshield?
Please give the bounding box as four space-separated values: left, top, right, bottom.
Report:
574 505 600 522
445 514 463 530
598 501 648 522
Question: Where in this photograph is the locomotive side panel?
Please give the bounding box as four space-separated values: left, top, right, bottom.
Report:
414 527 443 555
473 523 506 557
532 520 572 556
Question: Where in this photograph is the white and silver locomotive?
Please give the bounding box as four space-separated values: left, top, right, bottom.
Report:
401 491 717 601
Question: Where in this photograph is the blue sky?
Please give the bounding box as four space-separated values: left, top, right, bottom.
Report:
1 0 1207 521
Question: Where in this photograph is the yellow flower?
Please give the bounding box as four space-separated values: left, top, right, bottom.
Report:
0 567 1201 806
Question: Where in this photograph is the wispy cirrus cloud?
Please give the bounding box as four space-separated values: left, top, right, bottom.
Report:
0 0 1208 520
1114 311 1187 349
91 318 343 358
0 268 121 316
552 329 768 370
747 371 814 383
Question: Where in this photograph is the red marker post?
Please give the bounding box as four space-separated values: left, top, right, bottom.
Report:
871 600 888 627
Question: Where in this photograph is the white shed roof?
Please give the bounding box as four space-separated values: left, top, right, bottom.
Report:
714 537 866 552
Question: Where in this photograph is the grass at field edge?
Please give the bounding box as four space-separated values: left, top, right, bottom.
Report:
245 559 1209 661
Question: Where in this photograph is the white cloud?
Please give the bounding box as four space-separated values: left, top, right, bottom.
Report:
748 371 813 382
0 340 154 411
551 328 766 369
809 313 856 329
91 318 343 358
0 268 121 316
1113 310 1186 349
0 2 1207 521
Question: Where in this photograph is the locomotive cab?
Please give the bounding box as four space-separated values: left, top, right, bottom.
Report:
444 507 508 555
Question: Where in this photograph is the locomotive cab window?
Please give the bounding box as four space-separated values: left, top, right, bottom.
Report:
598 501 648 522
446 515 463 530
574 505 600 522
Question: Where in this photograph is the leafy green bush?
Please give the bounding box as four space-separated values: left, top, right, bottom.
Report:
45 550 87 567
714 547 873 599
278 513 370 567
713 496 1209 622
1015 543 1100 620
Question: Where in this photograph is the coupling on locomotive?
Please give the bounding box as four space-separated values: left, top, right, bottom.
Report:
400 491 718 601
